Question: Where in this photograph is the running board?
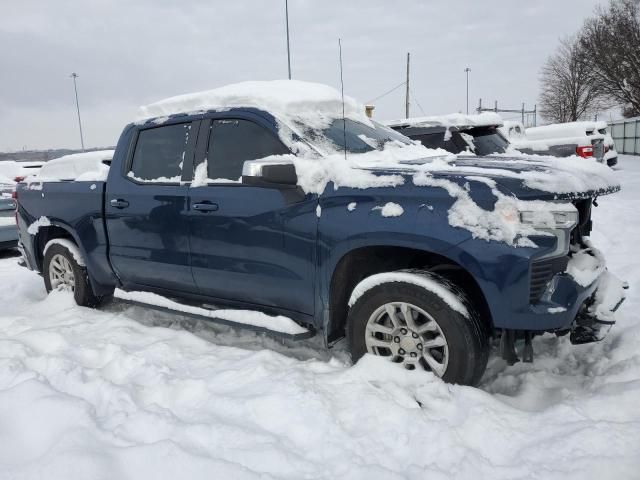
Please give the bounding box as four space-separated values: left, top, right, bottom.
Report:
114 289 314 341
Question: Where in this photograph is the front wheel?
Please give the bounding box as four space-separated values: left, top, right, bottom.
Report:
43 241 102 308
347 272 490 385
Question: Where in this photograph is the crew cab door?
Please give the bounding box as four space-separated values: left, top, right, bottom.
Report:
187 113 317 315
105 120 199 293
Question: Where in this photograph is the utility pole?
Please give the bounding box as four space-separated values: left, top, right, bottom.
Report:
285 0 292 79
405 52 410 118
70 73 85 151
464 67 471 115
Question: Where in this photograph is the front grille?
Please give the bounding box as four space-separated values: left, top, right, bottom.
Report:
530 256 569 303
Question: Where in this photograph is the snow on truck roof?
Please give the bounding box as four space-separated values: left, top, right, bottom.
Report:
384 112 503 130
138 80 370 129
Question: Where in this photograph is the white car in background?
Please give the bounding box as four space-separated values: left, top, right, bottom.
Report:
499 120 526 141
510 121 618 166
0 160 44 196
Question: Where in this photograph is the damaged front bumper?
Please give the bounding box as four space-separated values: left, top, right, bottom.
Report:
563 241 628 344
499 241 628 364
569 269 628 344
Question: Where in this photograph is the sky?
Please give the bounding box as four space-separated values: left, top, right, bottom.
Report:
0 0 607 152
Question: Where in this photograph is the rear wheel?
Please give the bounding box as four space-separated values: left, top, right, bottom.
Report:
43 242 102 307
347 272 489 385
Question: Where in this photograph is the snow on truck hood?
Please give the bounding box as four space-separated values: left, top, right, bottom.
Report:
290 142 620 199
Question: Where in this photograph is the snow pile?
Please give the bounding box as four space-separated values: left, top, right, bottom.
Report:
566 240 607 287
373 202 404 217
590 270 627 322
115 289 309 336
139 80 370 131
385 112 503 129
0 157 638 479
30 150 114 182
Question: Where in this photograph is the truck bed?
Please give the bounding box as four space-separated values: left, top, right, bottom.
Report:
16 180 115 291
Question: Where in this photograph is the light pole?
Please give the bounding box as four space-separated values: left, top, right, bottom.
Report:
464 67 471 115
285 0 292 79
70 73 85 151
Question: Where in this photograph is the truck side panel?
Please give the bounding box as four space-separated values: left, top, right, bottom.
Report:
16 181 117 294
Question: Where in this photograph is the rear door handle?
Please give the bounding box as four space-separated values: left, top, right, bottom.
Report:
193 201 219 212
110 198 129 209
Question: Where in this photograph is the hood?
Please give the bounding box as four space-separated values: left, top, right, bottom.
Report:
362 153 620 201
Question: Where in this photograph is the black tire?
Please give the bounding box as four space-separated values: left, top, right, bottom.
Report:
347 272 490 386
43 242 102 308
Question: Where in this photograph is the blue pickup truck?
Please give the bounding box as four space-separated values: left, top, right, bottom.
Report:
15 81 626 385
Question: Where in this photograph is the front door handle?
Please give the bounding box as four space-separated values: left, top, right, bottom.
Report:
110 198 130 209
193 201 219 212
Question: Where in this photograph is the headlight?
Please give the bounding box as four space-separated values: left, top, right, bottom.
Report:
519 203 578 258
519 206 578 230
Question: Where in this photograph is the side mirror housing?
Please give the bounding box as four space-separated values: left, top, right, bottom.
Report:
242 159 298 187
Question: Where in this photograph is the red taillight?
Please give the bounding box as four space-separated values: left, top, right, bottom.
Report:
576 145 594 158
14 176 25 182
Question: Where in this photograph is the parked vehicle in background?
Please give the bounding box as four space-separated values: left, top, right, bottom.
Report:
15 80 626 386
0 161 44 196
385 113 511 156
0 161 43 250
0 196 17 250
35 150 114 181
499 120 526 141
512 121 617 166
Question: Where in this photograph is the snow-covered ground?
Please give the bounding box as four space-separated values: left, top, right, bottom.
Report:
1 157 639 479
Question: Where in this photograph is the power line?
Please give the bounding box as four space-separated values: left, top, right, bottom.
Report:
408 85 426 116
366 81 406 104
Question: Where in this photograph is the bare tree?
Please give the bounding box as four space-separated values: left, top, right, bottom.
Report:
580 0 640 117
539 37 605 123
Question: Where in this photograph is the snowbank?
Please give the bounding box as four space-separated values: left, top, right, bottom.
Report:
32 150 114 182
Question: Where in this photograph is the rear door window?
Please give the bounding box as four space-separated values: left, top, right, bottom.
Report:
130 123 192 182
206 119 289 181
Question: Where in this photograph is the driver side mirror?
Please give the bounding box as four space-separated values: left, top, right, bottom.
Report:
242 159 298 187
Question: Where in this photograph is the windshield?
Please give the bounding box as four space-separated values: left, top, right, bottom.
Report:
302 118 412 154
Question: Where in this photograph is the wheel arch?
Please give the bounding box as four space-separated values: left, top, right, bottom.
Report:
325 244 494 343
